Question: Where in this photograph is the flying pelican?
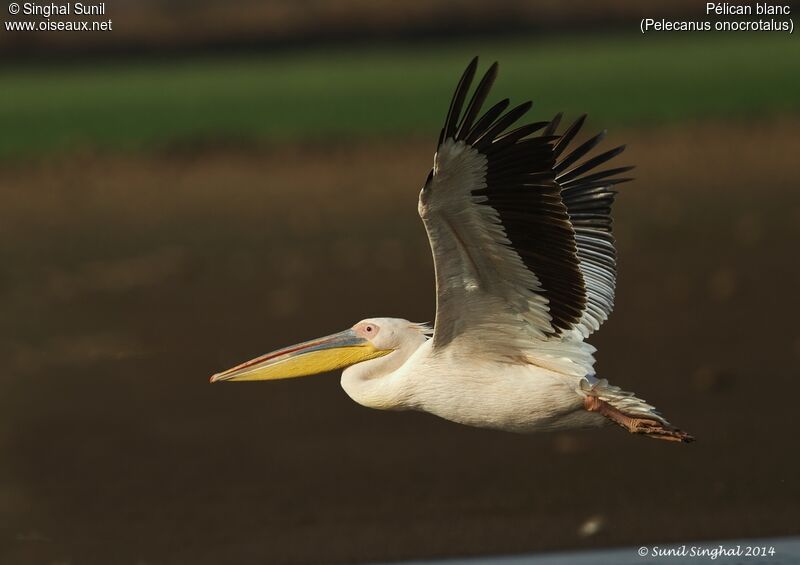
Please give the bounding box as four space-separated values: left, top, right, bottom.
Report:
211 58 693 443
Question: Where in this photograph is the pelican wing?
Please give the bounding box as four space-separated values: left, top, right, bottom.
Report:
549 113 633 336
419 58 631 374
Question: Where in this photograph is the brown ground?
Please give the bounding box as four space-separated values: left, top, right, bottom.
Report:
1 121 799 564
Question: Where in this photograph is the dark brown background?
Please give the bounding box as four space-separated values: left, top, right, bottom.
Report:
2 123 799 564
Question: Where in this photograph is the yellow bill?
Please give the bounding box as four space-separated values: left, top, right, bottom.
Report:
210 328 391 383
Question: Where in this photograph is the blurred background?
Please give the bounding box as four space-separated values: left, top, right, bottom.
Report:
1 1 799 564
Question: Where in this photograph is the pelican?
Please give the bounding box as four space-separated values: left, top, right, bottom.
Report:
211 58 693 443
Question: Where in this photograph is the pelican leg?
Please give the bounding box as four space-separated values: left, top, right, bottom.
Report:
583 395 694 443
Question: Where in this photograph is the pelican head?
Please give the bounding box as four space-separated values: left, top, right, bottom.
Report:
210 318 428 385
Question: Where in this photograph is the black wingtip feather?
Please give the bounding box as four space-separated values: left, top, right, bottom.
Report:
456 61 499 141
463 98 511 145
544 112 563 136
441 57 478 145
557 145 627 183
555 131 607 174
474 101 533 150
553 115 587 157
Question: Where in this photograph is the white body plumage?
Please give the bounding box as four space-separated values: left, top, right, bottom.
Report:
340 319 604 433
